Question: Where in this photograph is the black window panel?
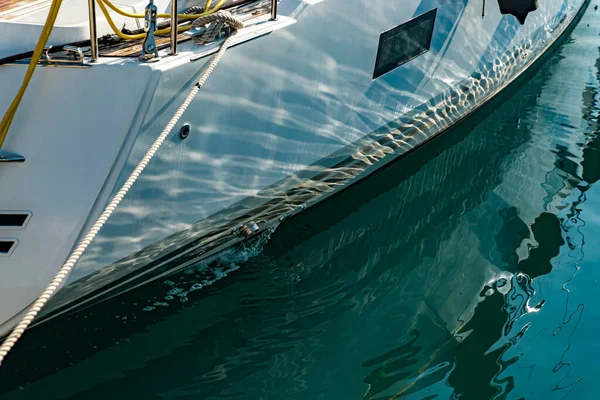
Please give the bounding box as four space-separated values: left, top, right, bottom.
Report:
373 8 437 79
0 213 28 227
0 241 14 254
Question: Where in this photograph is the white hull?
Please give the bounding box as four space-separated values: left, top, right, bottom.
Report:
0 0 587 335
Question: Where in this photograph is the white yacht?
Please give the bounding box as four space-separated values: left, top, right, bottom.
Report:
0 0 588 340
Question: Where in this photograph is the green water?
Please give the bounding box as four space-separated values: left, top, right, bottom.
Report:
3 6 600 400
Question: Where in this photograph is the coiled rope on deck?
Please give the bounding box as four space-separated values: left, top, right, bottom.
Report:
191 11 244 44
0 11 244 367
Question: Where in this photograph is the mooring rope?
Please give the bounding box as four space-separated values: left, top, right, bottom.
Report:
0 11 244 367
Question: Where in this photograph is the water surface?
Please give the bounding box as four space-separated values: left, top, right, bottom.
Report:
2 4 600 400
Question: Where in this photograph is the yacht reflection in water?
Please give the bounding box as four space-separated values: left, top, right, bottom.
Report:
363 28 598 400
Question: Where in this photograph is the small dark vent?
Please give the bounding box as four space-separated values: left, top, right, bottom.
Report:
0 213 28 227
373 8 437 79
0 240 15 255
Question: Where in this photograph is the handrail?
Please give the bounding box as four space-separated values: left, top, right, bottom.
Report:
170 0 178 55
271 0 277 20
88 0 98 61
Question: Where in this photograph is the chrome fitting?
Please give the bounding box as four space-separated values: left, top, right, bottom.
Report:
140 0 159 62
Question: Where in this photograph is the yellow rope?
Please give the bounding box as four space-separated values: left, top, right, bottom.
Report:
0 0 63 148
96 0 227 41
209 0 227 14
97 0 183 40
100 0 226 20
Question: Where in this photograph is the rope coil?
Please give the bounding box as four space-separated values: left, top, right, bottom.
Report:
191 11 244 44
0 13 244 367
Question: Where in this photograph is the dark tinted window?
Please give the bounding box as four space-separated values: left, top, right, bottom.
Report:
373 8 437 79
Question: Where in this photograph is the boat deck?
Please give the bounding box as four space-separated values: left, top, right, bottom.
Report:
0 0 271 57
100 33 192 57
100 0 271 57
0 0 49 20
